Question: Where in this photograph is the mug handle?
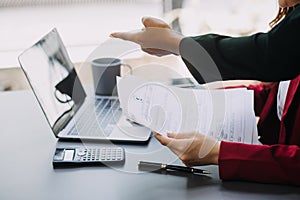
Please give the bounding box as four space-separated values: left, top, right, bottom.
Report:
121 63 133 75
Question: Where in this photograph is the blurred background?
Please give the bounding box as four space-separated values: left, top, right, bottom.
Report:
0 0 277 91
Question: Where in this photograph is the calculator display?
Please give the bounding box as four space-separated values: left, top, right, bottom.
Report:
64 150 75 161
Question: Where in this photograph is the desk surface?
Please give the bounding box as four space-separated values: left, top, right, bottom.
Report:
0 90 299 200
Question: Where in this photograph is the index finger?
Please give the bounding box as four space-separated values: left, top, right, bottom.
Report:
154 133 173 146
110 31 137 43
154 133 185 156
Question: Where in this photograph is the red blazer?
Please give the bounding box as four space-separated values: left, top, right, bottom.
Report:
218 75 300 185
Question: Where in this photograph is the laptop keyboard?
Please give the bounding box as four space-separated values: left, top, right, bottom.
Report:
68 98 122 137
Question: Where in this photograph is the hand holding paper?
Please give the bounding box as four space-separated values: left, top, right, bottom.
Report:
117 75 259 144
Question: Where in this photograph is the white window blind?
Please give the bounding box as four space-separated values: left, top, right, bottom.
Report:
0 0 162 68
0 0 147 7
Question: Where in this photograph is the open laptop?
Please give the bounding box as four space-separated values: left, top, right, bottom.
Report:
18 28 151 143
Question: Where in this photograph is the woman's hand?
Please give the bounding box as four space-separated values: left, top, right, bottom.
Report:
110 17 184 56
154 132 220 167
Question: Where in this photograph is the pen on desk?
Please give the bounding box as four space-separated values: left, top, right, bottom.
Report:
138 161 210 174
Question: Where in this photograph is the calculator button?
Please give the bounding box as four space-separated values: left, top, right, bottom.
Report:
76 149 86 156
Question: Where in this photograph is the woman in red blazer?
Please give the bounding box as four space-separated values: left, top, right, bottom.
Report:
216 75 300 185
111 0 300 185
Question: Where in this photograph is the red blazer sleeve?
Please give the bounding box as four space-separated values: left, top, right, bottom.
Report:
218 141 300 186
247 83 276 116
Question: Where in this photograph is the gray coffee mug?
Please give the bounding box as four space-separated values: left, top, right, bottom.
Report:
91 57 132 96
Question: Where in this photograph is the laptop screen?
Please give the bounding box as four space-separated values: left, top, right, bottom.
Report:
18 28 86 135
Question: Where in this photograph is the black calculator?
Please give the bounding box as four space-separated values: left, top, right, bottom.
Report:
52 147 125 168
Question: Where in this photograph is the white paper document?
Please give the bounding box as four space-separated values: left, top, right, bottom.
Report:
117 75 258 144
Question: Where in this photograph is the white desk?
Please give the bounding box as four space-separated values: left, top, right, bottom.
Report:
0 90 299 200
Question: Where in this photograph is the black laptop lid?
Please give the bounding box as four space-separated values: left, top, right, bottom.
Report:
18 28 86 135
